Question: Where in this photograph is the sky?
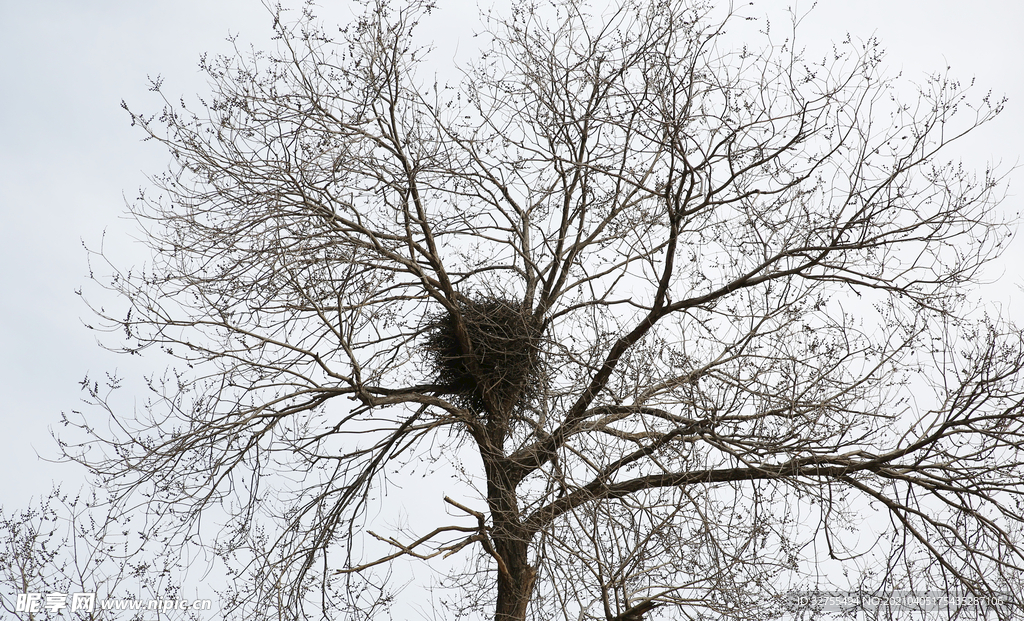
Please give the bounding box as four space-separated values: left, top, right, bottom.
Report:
1 0 1023 598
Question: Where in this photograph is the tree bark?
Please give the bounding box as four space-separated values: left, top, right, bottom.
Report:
493 533 536 621
486 456 536 621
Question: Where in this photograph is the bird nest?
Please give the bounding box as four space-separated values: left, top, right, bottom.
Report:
423 296 541 414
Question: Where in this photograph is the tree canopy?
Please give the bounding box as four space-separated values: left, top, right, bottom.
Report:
68 1 1024 619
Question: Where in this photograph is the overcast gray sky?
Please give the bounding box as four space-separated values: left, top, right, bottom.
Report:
1 0 1022 530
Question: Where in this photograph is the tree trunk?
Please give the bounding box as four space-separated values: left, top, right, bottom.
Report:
493 534 536 621
486 456 536 621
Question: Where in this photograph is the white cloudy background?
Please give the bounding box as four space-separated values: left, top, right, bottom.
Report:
1 0 1022 600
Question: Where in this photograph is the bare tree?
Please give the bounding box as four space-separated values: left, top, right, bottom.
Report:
66 0 1024 619
0 487 201 621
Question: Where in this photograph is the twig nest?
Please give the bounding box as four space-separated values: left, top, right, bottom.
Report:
424 296 541 413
